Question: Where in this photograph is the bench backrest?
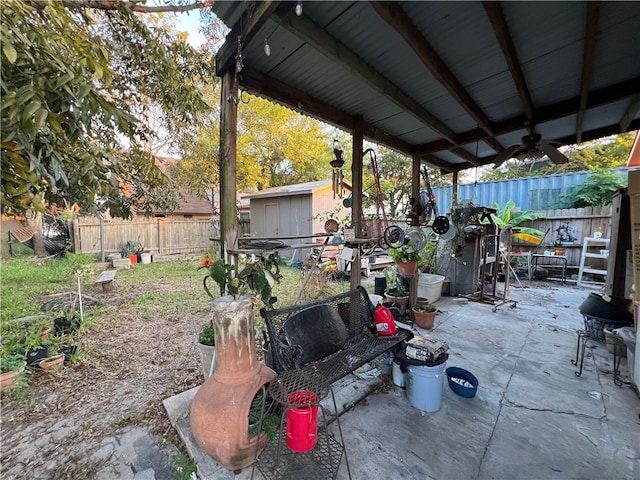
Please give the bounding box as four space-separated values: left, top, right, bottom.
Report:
260 286 376 373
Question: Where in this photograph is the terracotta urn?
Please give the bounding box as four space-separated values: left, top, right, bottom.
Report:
190 295 276 471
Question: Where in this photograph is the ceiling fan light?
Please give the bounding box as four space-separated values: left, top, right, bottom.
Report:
295 1 303 16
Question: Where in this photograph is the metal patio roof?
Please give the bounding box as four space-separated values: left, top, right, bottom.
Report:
211 1 640 173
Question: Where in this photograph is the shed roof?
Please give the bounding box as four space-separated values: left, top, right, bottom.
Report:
211 1 640 172
246 179 352 199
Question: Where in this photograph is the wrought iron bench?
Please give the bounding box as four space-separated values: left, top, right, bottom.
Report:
260 286 413 384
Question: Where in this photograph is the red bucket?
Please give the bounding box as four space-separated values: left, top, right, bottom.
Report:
286 390 319 453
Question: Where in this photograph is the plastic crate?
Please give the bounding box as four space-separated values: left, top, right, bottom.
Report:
582 314 632 342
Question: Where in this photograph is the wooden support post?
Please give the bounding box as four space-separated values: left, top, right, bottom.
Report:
219 68 239 258
452 170 459 206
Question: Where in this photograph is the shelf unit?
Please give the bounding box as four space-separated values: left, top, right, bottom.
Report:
577 237 610 288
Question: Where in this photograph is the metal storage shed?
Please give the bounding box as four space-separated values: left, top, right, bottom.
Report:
246 179 351 241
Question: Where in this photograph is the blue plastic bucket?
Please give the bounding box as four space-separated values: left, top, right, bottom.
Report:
406 361 447 412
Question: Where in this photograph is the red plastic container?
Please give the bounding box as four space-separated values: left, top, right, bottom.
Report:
286 390 319 452
374 305 397 336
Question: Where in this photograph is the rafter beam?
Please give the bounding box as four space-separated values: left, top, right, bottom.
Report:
482 1 536 121
576 2 601 143
370 1 502 156
368 4 491 135
271 5 459 145
419 76 640 154
215 1 280 77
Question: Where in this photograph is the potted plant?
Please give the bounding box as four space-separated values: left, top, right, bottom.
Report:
412 303 438 329
120 240 142 264
389 241 420 275
385 283 410 315
195 253 283 379
0 353 27 394
553 240 566 256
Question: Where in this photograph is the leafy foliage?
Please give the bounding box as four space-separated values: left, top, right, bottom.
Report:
563 169 627 207
482 133 633 181
488 200 546 238
237 95 334 190
1 1 212 216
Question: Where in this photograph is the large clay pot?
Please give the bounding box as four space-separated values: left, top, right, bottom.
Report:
190 295 276 471
412 308 437 329
396 260 418 276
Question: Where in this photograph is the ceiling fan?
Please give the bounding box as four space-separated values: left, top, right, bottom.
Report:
493 122 569 168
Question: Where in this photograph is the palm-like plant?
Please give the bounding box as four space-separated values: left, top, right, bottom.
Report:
489 200 546 244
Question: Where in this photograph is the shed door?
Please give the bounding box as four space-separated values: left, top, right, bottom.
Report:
264 203 279 237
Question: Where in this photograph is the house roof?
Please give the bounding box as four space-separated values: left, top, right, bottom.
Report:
151 156 214 215
211 1 640 173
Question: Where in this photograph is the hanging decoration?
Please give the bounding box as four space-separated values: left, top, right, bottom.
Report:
330 139 345 198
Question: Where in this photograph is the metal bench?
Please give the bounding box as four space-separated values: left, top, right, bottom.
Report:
261 286 413 384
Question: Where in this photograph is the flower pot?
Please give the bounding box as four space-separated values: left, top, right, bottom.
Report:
0 362 26 394
412 308 437 329
26 345 49 366
396 260 418 276
59 345 78 363
40 326 52 340
54 315 80 335
554 248 566 256
195 337 216 380
128 254 138 265
39 354 64 372
385 294 409 315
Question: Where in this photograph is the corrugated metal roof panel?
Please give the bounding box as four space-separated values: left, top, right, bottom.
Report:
247 180 331 199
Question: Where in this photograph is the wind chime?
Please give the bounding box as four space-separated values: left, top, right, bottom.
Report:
330 139 345 198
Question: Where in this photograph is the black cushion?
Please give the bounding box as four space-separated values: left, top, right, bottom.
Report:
283 304 348 366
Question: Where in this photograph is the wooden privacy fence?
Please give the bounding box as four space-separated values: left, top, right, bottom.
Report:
516 206 612 266
72 216 216 256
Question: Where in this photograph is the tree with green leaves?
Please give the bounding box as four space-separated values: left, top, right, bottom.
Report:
1 0 213 254
563 169 628 207
482 133 633 181
237 94 334 190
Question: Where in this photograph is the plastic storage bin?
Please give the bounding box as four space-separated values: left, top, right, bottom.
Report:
417 274 445 304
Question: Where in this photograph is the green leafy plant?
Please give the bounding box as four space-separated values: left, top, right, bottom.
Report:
488 200 546 242
388 241 420 263
198 322 215 347
1 353 26 374
418 241 438 273
199 253 283 306
248 390 280 441
413 303 437 313
385 284 409 297
563 169 627 207
172 453 197 480
120 240 142 257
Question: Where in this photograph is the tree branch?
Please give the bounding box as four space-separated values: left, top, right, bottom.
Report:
32 1 214 14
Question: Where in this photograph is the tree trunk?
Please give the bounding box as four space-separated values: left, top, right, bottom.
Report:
24 208 46 257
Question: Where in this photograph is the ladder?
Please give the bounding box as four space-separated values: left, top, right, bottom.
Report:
577 237 610 288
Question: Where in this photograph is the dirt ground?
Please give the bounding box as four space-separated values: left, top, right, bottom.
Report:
0 281 207 479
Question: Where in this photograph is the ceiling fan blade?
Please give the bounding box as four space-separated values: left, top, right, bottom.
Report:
538 140 568 164
493 145 523 168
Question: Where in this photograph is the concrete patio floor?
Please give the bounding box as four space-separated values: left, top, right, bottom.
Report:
164 283 640 480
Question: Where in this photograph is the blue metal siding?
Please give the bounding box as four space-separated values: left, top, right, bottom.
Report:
431 169 632 213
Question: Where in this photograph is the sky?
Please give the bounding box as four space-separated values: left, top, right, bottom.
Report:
173 11 206 48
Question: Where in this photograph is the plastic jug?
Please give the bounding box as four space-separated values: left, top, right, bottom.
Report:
374 305 397 336
286 390 318 452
